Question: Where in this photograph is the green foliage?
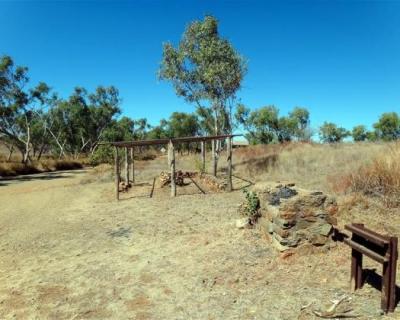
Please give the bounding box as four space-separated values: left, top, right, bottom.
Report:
242 189 260 223
159 15 246 135
235 104 311 144
352 125 368 142
319 122 349 143
373 112 400 141
289 107 311 141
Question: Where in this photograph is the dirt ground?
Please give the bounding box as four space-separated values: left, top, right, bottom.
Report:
1 155 400 319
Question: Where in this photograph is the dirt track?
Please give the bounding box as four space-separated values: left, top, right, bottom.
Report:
0 162 399 319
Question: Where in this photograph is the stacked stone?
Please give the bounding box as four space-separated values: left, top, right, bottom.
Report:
253 182 338 251
200 174 227 191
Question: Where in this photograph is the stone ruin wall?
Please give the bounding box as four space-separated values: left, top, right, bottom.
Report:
252 182 338 251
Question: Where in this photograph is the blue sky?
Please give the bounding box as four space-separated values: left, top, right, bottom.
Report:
1 0 399 132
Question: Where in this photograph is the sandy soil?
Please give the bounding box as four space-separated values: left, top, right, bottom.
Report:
1 156 400 319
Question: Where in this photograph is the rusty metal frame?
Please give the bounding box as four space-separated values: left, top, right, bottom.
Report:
344 223 398 313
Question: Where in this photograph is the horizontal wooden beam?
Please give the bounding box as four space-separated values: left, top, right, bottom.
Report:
345 224 389 247
99 134 243 148
344 238 389 264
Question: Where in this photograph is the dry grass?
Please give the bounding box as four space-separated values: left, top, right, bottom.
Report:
0 159 83 177
234 142 389 193
331 143 400 207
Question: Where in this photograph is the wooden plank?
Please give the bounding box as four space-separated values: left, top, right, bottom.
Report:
345 224 389 247
130 148 135 184
114 146 119 201
168 140 176 197
227 136 232 192
344 238 388 264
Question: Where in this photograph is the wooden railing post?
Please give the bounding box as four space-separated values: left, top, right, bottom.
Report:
168 140 176 197
389 237 398 312
227 136 232 192
201 140 206 173
211 139 217 176
130 147 135 184
125 147 129 183
114 147 119 201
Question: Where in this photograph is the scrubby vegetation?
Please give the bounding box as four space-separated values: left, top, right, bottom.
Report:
234 142 400 209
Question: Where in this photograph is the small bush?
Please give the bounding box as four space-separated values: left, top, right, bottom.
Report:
241 189 261 224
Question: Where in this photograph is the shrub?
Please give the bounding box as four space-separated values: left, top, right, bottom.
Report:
241 188 261 224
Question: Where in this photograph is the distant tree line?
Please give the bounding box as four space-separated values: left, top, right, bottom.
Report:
1 53 399 166
2 16 399 165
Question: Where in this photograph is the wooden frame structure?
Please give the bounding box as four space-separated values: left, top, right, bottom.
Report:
344 223 398 313
108 134 240 200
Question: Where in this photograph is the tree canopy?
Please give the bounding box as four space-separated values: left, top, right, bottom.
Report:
159 15 247 136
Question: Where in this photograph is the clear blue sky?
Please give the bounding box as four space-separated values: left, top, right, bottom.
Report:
1 0 399 132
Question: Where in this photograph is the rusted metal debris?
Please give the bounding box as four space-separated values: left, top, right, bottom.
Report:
344 223 398 314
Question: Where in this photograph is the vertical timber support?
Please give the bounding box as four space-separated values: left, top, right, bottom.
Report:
350 223 364 291
211 139 217 177
125 147 129 183
114 146 120 201
201 140 206 173
388 237 398 312
130 147 135 184
168 140 176 197
227 136 233 192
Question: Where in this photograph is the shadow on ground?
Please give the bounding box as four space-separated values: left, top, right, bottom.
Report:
364 268 400 308
0 170 86 184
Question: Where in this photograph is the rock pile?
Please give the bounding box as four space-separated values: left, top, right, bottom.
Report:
252 182 338 251
199 174 227 192
159 171 197 187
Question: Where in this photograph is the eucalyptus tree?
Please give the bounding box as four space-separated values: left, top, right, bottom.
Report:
0 55 56 162
373 112 400 141
159 15 247 137
319 122 349 143
48 86 121 158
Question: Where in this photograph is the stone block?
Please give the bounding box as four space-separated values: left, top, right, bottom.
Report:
273 217 296 229
271 236 290 252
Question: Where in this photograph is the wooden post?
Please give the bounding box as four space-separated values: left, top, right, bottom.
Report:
211 139 217 177
114 147 120 201
350 229 364 291
227 136 232 192
382 260 391 313
388 237 398 312
130 147 135 184
201 140 206 173
125 147 129 183
168 141 176 197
